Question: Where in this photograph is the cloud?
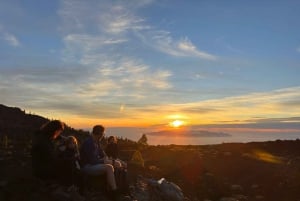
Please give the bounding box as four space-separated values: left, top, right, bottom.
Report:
196 117 300 130
0 25 20 47
58 0 150 35
59 0 216 62
59 0 173 102
76 58 172 99
136 30 217 60
122 86 300 125
99 6 147 34
3 33 20 47
62 33 128 64
177 37 217 59
0 0 175 123
0 21 21 47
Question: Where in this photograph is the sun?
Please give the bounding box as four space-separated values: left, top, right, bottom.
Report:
170 120 184 128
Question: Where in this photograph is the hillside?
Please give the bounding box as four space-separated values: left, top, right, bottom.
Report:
141 140 300 201
0 104 91 143
1 104 300 201
0 104 47 139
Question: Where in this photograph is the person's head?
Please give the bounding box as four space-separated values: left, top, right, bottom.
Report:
108 136 117 144
40 120 64 140
92 125 105 141
66 136 78 149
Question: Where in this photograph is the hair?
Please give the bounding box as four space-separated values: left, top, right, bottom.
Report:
92 125 105 136
40 120 64 139
108 135 117 143
66 136 78 147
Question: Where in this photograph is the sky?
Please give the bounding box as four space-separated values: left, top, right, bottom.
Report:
0 0 300 136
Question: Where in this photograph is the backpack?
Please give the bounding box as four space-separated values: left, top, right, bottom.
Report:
114 167 129 194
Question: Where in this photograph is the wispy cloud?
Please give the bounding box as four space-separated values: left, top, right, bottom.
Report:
3 33 20 47
59 0 216 62
59 0 173 101
125 86 300 125
136 30 217 60
0 25 20 47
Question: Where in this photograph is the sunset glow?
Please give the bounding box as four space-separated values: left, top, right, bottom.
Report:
170 120 184 128
0 0 299 138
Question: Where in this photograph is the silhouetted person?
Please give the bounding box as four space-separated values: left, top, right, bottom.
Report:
106 136 119 159
80 125 120 199
31 120 64 180
57 136 81 185
105 136 127 168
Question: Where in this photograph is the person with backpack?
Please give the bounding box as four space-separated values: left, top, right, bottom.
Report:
80 125 120 199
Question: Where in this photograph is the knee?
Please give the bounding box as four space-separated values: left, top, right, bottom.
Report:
114 161 122 168
105 164 114 173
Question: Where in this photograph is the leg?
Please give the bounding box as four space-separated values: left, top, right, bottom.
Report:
105 158 122 168
82 164 117 190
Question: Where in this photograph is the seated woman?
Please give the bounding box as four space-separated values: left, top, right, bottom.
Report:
57 136 82 186
31 120 65 180
105 136 127 169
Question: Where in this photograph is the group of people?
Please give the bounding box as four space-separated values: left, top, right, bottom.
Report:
31 120 127 200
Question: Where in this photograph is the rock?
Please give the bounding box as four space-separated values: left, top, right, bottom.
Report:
52 186 70 201
230 184 243 192
148 165 160 171
121 195 133 201
131 177 186 201
0 180 7 188
147 178 184 201
233 194 248 201
68 185 85 201
219 197 238 201
255 195 264 200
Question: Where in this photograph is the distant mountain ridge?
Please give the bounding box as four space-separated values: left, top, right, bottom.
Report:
145 129 231 137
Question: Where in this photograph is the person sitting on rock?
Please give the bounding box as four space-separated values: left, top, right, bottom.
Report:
31 120 65 180
57 136 82 186
105 136 127 169
80 125 120 198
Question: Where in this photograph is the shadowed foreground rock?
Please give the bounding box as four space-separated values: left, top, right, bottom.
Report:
131 176 189 201
0 175 188 201
2 136 300 201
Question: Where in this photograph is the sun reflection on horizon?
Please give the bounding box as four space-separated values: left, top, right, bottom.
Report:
169 120 185 128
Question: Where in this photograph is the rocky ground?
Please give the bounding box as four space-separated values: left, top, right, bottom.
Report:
141 139 300 201
1 139 300 201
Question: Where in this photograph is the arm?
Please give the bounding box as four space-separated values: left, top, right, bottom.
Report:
81 139 104 165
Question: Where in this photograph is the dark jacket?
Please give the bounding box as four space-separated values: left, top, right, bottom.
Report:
80 136 105 167
105 142 119 159
31 130 58 179
57 147 81 185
